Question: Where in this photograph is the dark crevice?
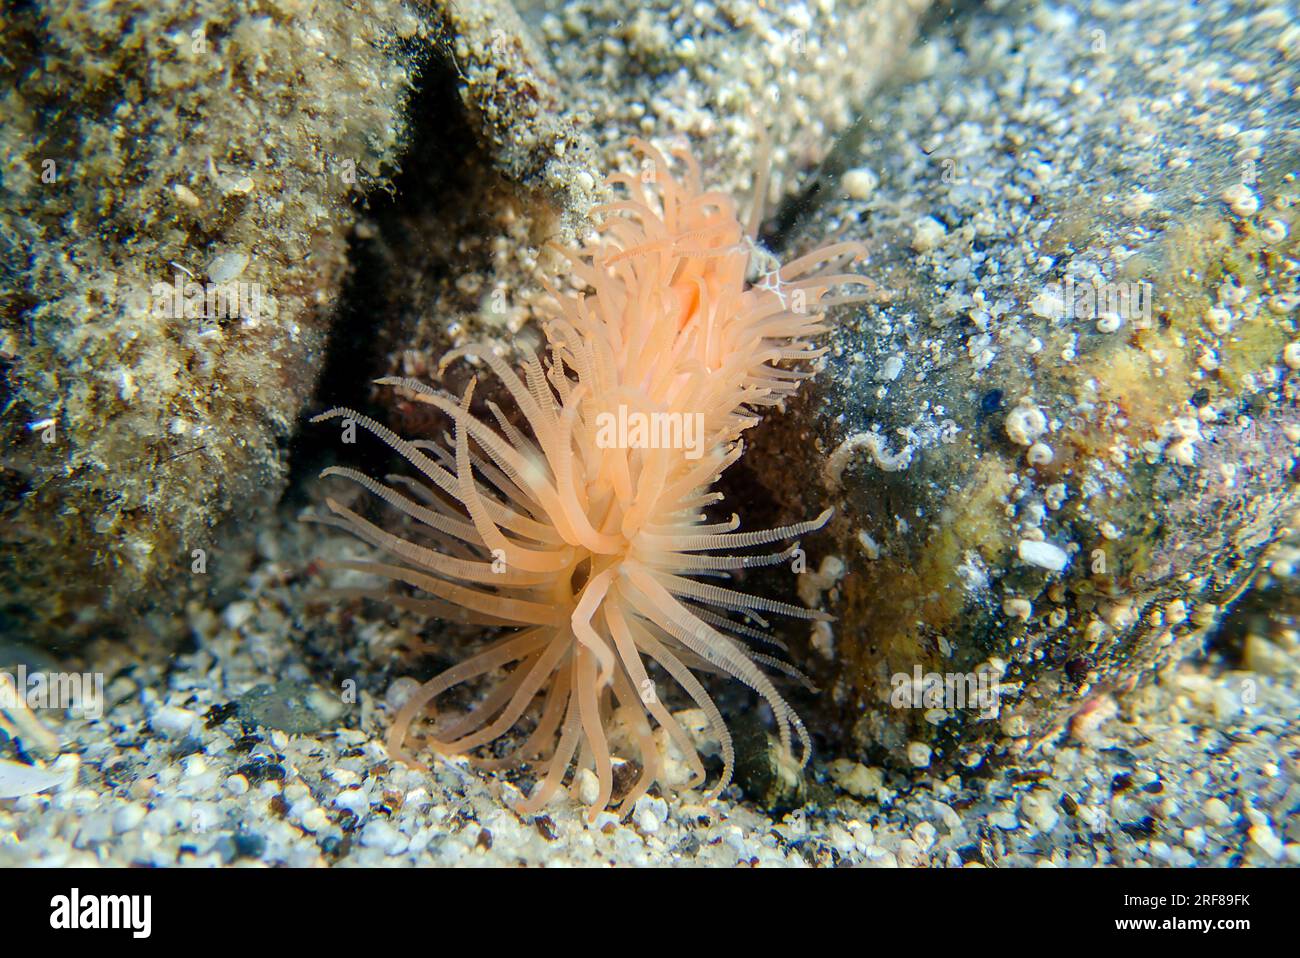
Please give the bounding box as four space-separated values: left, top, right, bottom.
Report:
281 49 472 507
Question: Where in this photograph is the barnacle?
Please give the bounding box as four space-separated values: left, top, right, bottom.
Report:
311 139 866 818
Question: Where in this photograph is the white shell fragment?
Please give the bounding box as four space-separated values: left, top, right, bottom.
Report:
1018 539 1070 572
207 250 250 283
0 755 78 799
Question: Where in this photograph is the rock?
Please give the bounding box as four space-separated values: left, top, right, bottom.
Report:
745 0 1300 771
359 819 408 855
233 680 345 736
907 742 932 768
424 0 603 238
1248 822 1284 861
528 0 931 208
112 802 147 834
147 704 198 740
0 0 430 647
730 710 819 811
632 795 668 834
216 829 267 864
73 813 114 847
1202 797 1232 826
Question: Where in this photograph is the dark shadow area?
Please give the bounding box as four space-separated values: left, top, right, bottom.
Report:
281 47 475 509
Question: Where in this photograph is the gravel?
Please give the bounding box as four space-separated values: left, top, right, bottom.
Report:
1 514 1295 867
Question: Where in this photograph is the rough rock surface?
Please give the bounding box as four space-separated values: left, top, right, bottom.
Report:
0 0 429 646
746 0 1300 772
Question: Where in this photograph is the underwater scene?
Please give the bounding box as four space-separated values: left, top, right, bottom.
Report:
0 0 1297 905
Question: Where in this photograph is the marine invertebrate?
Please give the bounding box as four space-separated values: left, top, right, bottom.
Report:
312 139 866 817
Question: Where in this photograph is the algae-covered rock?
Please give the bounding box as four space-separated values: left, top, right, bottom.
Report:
0 0 430 646
426 0 604 238
748 0 1300 771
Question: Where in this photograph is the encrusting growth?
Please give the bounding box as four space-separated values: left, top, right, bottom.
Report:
311 139 867 819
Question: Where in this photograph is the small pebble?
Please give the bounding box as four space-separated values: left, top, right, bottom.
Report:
112 803 147 834
1221 183 1259 217
911 215 946 252
842 167 879 200
1018 539 1070 572
1248 823 1284 861
148 705 198 739
1202 797 1231 825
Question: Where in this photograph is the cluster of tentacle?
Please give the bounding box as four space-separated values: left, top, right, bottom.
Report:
313 139 866 818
